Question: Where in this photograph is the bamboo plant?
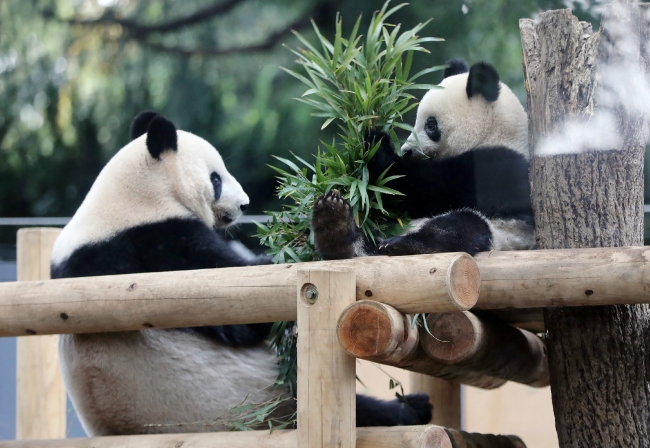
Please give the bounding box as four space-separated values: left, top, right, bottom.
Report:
256 2 444 264
245 2 444 428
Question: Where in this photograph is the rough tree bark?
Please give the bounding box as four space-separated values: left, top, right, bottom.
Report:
520 4 650 447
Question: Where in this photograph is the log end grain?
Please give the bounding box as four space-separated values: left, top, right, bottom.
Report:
446 253 481 311
337 300 418 363
421 312 481 364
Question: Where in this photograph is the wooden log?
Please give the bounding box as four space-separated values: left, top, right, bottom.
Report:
474 246 650 309
0 252 479 337
297 269 356 448
0 426 525 448
15 228 66 440
445 429 526 448
420 312 548 387
337 301 506 389
409 373 460 429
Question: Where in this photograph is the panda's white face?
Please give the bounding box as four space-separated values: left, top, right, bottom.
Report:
166 131 249 228
401 70 528 160
51 116 249 263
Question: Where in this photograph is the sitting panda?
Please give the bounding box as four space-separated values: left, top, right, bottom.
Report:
51 111 431 436
312 60 534 259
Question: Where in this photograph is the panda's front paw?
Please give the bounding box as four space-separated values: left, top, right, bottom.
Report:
365 130 398 179
311 190 357 260
378 235 427 256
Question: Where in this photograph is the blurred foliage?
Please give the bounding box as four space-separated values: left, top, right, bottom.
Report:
0 0 605 220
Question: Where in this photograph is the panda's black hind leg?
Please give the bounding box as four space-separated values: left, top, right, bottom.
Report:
311 190 358 260
356 393 432 427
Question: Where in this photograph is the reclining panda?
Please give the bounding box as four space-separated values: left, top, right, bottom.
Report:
51 112 431 436
312 60 535 259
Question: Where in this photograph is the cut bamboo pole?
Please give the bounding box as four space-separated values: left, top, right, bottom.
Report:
0 253 479 337
0 426 526 448
337 301 506 389
409 373 460 429
420 312 549 387
297 269 356 448
474 247 650 309
15 228 66 440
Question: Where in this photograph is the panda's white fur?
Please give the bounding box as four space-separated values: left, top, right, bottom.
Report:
53 112 432 435
402 72 529 160
59 328 283 435
51 131 248 266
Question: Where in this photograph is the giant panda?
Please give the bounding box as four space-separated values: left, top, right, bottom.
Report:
50 111 431 436
311 59 534 259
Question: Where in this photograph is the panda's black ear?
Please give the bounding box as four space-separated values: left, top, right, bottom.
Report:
443 58 469 79
466 62 500 102
146 115 178 160
130 111 160 141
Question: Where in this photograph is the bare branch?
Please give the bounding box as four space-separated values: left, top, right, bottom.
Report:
63 0 246 36
140 12 312 57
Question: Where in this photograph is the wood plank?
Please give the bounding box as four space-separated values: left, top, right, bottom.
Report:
297 269 356 448
0 426 526 448
15 228 66 440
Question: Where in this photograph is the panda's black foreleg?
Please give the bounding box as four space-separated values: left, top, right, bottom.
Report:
379 210 493 257
311 190 378 259
356 393 432 426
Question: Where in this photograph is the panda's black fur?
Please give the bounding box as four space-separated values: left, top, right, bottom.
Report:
51 112 431 435
312 60 534 259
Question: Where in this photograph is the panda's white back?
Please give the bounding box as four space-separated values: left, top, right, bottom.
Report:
60 328 282 435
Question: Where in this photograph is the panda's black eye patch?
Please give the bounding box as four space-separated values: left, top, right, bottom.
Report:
425 117 441 142
210 172 222 200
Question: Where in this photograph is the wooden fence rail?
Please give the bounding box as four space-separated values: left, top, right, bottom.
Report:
2 246 648 338
0 426 526 448
0 252 479 337
4 226 650 447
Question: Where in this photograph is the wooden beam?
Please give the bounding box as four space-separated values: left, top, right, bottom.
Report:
0 426 526 448
297 269 356 448
475 247 650 309
337 301 506 389
420 312 549 387
0 252 479 337
15 228 66 440
409 373 461 429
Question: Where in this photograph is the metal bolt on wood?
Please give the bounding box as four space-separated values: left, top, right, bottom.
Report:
303 284 318 304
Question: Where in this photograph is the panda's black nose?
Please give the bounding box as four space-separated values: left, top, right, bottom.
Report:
240 203 248 212
402 148 413 158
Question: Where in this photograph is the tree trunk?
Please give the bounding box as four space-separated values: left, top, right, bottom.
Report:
520 4 650 447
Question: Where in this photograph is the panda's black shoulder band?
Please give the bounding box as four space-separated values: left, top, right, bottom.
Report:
130 111 159 141
466 62 500 102
146 115 178 159
443 58 469 79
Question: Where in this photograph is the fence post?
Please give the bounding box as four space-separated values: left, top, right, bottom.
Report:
297 269 356 448
15 228 66 440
